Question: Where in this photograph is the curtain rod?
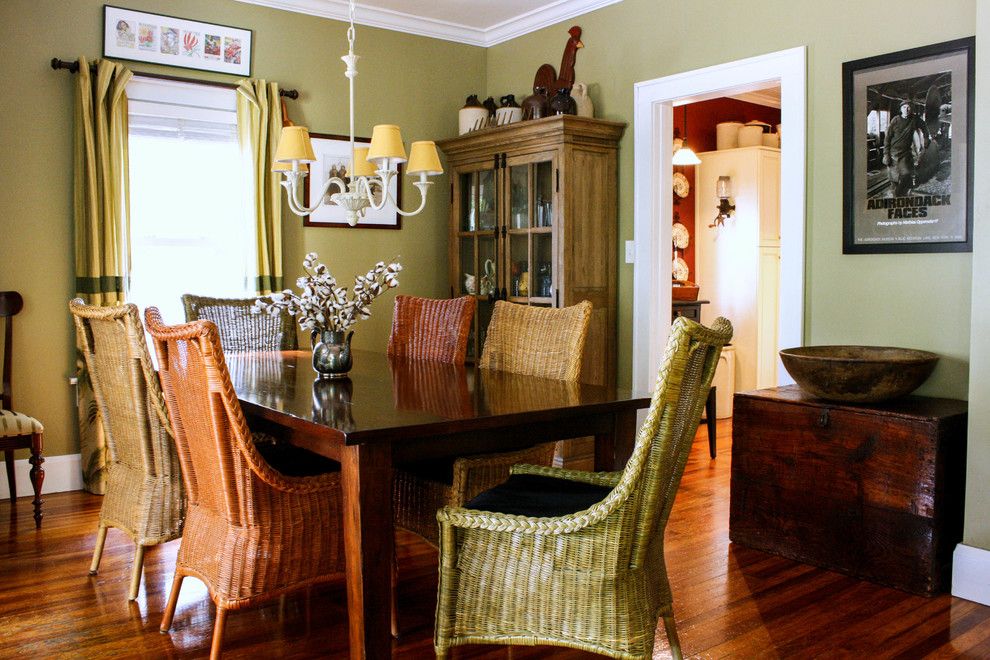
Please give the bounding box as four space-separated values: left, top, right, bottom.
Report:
50 58 299 99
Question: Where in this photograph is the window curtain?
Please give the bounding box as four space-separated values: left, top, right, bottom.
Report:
236 80 283 295
73 56 132 494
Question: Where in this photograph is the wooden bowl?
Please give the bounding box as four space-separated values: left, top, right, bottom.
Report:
779 345 939 403
672 280 699 301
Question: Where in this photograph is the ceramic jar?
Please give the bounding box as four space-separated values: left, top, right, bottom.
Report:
549 88 577 115
459 95 489 135
495 94 522 126
521 87 549 120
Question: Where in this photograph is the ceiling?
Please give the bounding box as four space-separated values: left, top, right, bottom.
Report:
234 0 623 46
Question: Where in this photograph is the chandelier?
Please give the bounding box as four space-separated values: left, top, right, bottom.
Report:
272 0 442 226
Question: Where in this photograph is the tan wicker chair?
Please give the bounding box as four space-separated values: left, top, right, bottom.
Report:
1 291 44 528
387 294 476 363
434 316 733 660
181 294 297 352
69 300 185 601
393 299 592 547
145 307 345 660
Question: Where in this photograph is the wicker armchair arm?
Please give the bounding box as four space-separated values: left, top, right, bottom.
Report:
510 463 623 487
241 433 340 495
437 469 633 536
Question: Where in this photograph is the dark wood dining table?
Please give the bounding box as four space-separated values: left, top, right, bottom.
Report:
226 349 651 660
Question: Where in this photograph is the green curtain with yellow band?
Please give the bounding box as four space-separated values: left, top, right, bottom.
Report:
236 79 284 295
73 56 132 493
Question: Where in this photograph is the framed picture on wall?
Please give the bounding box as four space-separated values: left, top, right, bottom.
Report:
103 5 252 76
303 133 402 230
842 37 974 254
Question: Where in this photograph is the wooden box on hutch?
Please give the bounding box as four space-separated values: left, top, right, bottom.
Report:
730 385 967 596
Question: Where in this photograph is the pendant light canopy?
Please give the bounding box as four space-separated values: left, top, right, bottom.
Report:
671 104 701 166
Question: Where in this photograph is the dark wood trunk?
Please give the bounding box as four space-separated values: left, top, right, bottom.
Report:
730 385 967 596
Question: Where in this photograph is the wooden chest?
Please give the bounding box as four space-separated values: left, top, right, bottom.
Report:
730 385 967 596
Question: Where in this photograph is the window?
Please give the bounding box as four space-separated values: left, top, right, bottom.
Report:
126 76 252 324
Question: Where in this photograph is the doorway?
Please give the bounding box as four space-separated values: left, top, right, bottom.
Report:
631 47 807 394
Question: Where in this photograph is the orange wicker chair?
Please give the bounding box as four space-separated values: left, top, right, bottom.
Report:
387 294 476 363
392 299 593 547
145 307 345 659
69 300 185 601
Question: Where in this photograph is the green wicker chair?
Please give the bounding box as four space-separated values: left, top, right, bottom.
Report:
181 294 297 352
434 315 733 660
69 300 185 601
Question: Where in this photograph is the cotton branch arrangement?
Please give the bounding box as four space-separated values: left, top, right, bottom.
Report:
253 252 401 333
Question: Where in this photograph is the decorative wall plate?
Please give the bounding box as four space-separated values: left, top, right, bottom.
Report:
672 222 690 249
672 256 689 281
673 172 690 198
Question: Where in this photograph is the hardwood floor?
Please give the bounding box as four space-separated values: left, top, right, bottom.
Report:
2 420 989 658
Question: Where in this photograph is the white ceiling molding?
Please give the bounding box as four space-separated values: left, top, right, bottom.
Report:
233 0 624 47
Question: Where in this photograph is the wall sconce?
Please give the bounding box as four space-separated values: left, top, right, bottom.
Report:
709 175 736 228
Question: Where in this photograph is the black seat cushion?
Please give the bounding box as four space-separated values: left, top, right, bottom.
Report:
464 473 612 518
255 441 341 477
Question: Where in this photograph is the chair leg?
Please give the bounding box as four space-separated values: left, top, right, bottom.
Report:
209 607 228 660
4 449 14 506
705 388 717 459
662 614 683 660
390 553 400 638
128 544 146 601
89 524 108 575
160 573 185 632
29 433 44 528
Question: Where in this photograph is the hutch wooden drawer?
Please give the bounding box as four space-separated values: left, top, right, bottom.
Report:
730 385 967 595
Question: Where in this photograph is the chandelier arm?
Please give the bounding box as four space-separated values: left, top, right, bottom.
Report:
392 181 433 217
282 175 348 215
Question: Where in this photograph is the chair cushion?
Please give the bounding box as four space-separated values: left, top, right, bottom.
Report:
0 409 43 436
464 473 612 518
253 433 340 477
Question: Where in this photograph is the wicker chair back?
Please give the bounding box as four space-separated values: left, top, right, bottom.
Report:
387 295 476 364
182 294 297 353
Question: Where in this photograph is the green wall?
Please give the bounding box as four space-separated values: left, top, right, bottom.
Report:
485 0 975 395
0 0 485 458
965 3 989 551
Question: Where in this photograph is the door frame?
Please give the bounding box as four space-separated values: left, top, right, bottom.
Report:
631 46 808 393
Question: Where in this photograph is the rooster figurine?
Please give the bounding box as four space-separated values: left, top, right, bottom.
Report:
533 26 584 95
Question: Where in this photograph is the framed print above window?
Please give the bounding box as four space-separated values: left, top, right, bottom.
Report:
303 133 402 230
103 5 252 76
842 37 974 254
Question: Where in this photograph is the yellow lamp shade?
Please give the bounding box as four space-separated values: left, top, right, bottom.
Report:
274 126 317 163
367 124 407 165
351 147 377 177
406 141 443 176
272 160 308 173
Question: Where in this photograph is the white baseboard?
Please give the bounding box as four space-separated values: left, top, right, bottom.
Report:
952 543 990 606
0 453 83 499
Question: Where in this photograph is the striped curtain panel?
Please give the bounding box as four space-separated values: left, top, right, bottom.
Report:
73 56 132 494
236 80 284 295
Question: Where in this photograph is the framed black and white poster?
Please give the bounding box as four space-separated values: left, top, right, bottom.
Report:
103 5 252 76
303 133 401 230
842 37 974 254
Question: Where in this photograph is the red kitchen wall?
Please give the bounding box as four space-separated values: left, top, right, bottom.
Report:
675 97 782 279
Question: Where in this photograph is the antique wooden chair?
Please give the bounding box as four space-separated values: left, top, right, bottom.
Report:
181 293 297 352
0 291 44 528
145 307 345 659
434 316 733 660
70 300 185 600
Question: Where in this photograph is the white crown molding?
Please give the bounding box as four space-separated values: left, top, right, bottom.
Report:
727 88 782 108
233 0 623 47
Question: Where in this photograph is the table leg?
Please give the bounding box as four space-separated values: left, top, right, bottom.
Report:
341 443 393 660
595 408 638 471
705 387 717 459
